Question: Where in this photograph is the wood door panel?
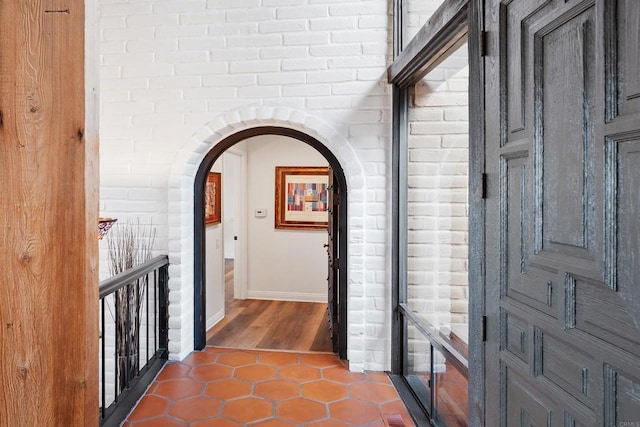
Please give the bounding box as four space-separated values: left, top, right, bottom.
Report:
485 0 640 424
500 0 552 139
503 365 553 427
504 271 557 317
572 274 640 356
501 308 529 364
502 154 529 286
534 327 595 407
604 364 640 426
501 153 559 315
613 136 640 318
536 5 597 259
607 0 640 120
503 358 597 426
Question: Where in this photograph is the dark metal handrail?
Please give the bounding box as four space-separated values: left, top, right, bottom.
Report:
99 254 169 427
99 255 170 298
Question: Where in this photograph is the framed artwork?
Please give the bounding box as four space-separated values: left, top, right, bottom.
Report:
275 166 329 230
205 172 221 225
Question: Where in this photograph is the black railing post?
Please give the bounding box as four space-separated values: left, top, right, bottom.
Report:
158 264 169 355
114 294 119 402
146 273 150 363
154 268 158 351
135 277 141 377
101 299 106 419
125 283 132 389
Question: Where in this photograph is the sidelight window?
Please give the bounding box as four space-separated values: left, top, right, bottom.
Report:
389 0 480 425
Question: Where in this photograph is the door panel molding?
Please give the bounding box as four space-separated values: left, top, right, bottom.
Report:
484 0 640 422
499 0 552 140
605 0 640 121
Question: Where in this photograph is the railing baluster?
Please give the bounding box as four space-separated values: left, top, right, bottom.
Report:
154 268 158 352
101 298 106 420
146 272 150 364
158 264 168 352
125 283 131 388
99 255 169 427
137 277 142 376
114 293 119 403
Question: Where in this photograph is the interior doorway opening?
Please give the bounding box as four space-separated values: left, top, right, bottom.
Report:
206 257 334 352
193 127 348 359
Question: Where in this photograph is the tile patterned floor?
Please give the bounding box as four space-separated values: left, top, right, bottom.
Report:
124 347 415 426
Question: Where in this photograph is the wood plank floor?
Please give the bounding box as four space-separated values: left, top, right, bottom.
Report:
206 259 333 353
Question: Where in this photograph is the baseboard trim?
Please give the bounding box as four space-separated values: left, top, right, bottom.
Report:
246 290 326 303
206 308 225 330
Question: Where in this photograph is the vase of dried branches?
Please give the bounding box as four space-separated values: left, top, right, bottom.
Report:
107 220 156 392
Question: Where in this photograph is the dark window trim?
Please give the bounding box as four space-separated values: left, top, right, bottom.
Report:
466 0 485 425
193 126 349 360
390 0 485 424
391 85 409 374
388 0 469 88
393 0 405 59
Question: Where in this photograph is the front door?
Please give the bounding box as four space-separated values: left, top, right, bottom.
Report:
484 0 640 424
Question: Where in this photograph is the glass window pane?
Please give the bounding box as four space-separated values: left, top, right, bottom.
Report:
433 348 469 426
405 322 432 413
406 42 469 356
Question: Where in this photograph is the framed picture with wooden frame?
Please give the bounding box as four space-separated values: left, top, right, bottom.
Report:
275 166 329 230
204 172 221 225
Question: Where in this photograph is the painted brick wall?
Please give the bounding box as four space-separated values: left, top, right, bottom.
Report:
406 0 443 42
407 44 469 341
97 0 464 371
98 0 392 371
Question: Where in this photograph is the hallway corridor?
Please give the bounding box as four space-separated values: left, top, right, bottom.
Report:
123 347 414 426
206 259 333 353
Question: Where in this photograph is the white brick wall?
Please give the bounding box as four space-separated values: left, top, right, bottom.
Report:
97 0 466 372
407 44 469 340
98 0 393 371
406 0 444 42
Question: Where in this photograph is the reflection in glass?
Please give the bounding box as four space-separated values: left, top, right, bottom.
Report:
405 323 432 414
406 42 469 358
433 349 469 426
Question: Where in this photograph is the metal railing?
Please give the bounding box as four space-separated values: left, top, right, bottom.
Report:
99 255 169 427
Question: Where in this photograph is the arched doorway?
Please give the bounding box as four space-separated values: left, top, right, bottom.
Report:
192 126 348 359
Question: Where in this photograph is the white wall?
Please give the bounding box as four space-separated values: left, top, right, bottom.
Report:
98 0 392 371
96 0 460 371
407 44 469 341
223 153 241 259
245 135 329 301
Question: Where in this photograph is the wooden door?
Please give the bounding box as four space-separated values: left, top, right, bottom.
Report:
327 166 340 353
484 0 640 424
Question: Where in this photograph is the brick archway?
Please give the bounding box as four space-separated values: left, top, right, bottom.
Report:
167 106 366 366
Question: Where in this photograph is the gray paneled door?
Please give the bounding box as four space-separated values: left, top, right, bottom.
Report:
484 0 640 425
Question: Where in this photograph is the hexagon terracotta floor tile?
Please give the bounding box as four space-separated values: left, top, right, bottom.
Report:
124 347 415 426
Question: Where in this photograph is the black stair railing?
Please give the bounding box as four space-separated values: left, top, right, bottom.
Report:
98 255 169 427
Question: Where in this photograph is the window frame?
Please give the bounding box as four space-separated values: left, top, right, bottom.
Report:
389 0 485 424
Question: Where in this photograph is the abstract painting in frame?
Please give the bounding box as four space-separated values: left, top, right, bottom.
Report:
205 172 221 225
275 166 329 230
